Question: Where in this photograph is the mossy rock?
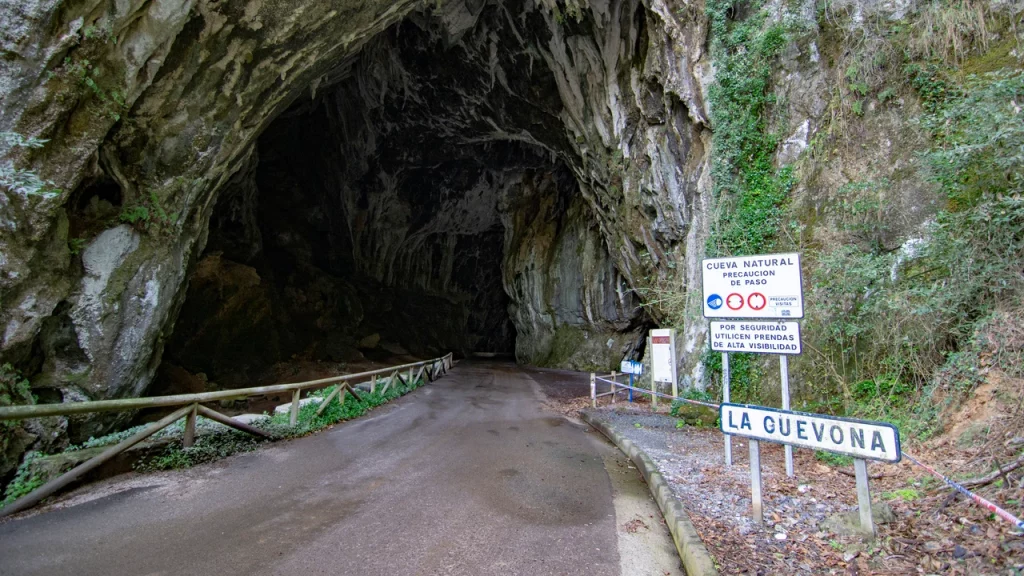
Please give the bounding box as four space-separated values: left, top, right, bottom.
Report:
673 403 717 427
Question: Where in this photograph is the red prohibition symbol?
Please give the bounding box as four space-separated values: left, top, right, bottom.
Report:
747 292 767 311
726 293 745 310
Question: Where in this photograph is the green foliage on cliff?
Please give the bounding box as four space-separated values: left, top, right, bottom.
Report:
801 67 1024 431
699 0 797 399
920 70 1024 208
705 0 795 257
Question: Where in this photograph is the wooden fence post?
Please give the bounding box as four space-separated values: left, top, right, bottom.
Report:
290 389 301 426
183 403 198 448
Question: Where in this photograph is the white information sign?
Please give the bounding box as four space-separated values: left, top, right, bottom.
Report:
649 329 676 385
702 253 804 319
620 360 644 375
710 321 802 355
719 404 901 463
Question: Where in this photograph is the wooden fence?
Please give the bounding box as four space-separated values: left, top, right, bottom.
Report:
0 353 454 517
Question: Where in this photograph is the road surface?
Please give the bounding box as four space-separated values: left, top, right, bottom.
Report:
0 361 682 576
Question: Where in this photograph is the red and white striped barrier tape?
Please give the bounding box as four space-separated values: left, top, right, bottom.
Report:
594 377 721 409
901 451 1024 533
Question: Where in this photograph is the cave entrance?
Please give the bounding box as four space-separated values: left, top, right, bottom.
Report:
157 3 644 391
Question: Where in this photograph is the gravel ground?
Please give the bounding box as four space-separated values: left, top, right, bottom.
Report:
582 404 1024 576
584 406 865 575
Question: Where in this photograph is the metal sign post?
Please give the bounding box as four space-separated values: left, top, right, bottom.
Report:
749 439 762 524
780 356 793 478
723 352 732 466
620 360 642 402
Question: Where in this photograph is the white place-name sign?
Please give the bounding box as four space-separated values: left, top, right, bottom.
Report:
719 404 901 463
710 321 801 355
702 253 804 319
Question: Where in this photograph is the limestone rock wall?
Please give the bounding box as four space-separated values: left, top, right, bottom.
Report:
0 0 710 468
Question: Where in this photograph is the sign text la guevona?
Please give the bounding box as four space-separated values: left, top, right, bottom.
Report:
719 404 901 463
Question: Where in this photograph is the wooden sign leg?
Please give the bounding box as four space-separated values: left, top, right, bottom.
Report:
750 439 763 524
854 458 875 537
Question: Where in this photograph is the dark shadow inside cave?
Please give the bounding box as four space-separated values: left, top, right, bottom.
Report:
153 4 644 393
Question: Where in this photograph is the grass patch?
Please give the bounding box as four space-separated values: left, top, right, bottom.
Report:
883 488 922 501
815 450 854 468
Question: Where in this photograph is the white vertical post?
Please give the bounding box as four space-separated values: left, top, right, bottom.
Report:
780 355 794 478
722 352 732 466
749 439 763 524
611 371 617 403
670 332 679 400
651 372 658 410
590 373 596 408
370 374 377 394
854 458 875 537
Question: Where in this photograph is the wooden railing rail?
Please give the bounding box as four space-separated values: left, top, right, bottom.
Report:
0 354 454 421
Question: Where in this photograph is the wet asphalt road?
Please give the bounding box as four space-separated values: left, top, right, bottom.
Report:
0 362 651 576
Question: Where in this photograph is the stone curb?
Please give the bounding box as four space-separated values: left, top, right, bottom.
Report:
582 411 719 576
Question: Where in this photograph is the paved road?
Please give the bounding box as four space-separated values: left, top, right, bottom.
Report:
0 362 681 576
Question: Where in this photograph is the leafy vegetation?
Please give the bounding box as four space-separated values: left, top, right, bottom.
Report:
134 376 426 472
814 450 853 468
883 487 922 501
670 389 719 427
0 364 34 480
0 133 61 198
0 452 45 508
